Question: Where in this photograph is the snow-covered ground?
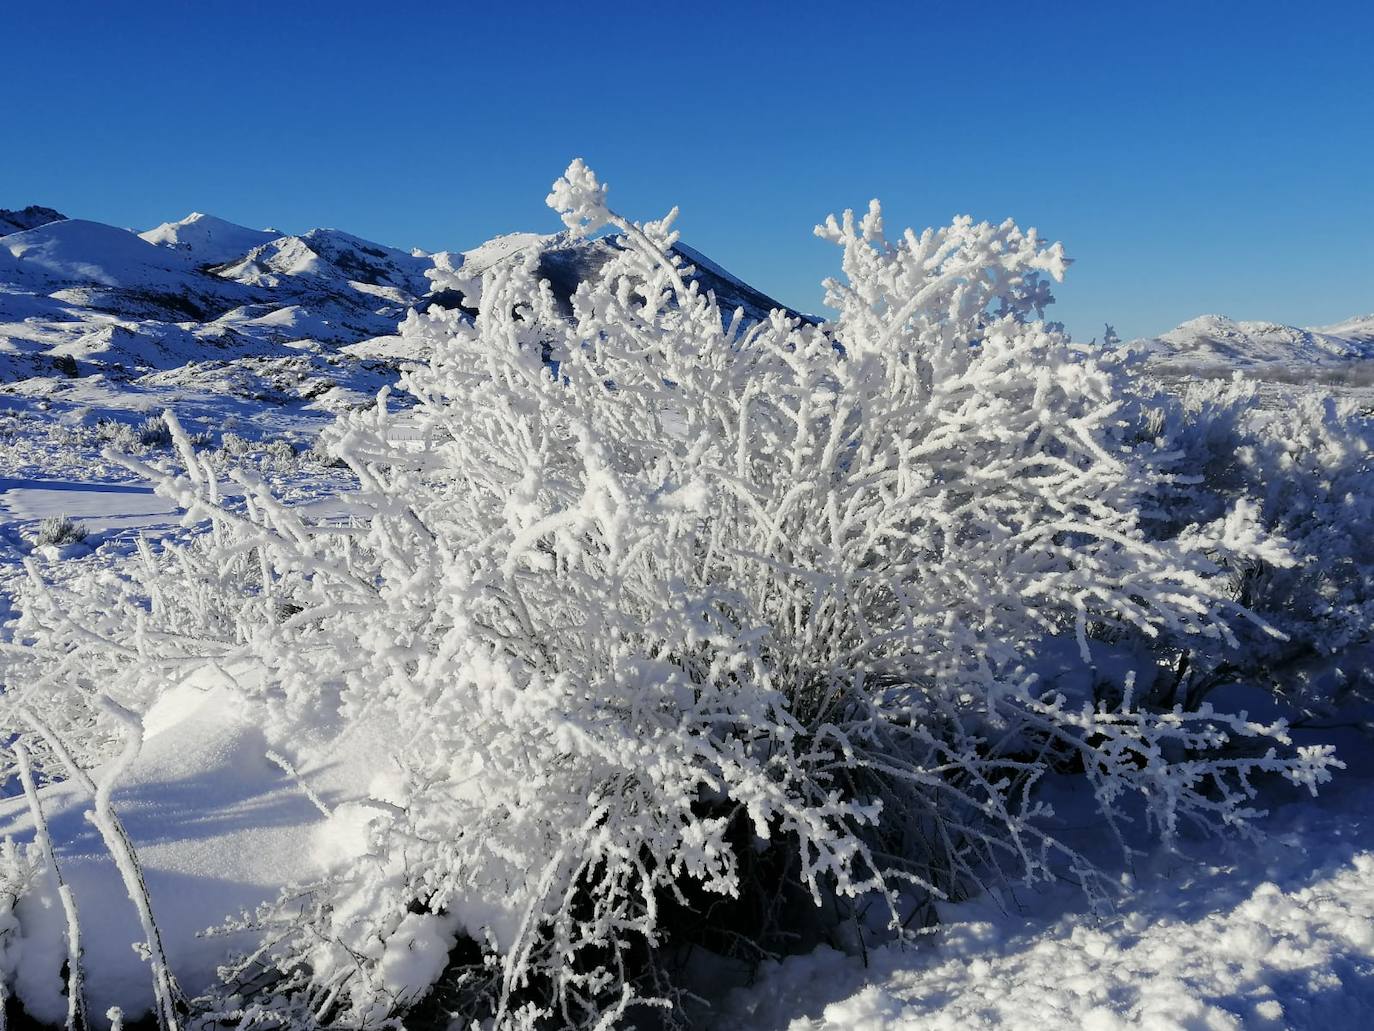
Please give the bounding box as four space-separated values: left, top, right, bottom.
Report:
720 751 1374 1030
2 200 1372 1027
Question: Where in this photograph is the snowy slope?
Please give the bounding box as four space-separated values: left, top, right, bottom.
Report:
1 218 263 339
673 241 803 324
458 231 551 275
1314 312 1374 345
4 219 209 290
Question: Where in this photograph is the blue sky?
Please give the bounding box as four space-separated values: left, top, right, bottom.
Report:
3 1 1371 340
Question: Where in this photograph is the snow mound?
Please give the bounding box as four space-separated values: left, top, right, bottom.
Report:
139 213 278 266
0 674 375 1025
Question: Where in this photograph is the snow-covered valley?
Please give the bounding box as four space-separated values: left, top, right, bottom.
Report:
2 181 1372 1031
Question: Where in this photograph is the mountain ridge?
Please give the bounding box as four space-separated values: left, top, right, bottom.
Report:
0 206 812 402
1131 312 1374 370
6 203 1371 397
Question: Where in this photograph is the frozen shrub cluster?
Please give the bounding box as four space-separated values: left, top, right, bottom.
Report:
34 514 88 548
1143 376 1374 714
217 430 251 456
214 431 299 472
136 415 175 449
1 162 1346 1028
93 418 143 453
60 414 211 455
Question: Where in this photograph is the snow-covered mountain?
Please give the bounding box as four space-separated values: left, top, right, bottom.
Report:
0 207 804 397
1315 312 1374 347
465 232 798 324
138 211 280 265
1133 313 1374 371
7 199 1368 427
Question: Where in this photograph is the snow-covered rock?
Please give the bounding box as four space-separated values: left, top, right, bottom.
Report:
0 206 67 235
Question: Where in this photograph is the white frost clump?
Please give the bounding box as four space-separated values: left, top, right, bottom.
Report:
1145 377 1374 715
1 162 1344 1027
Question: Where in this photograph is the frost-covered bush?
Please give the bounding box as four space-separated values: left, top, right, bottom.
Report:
136 415 174 449
34 514 88 547
217 430 251 456
207 431 304 477
1 162 1343 1027
90 414 204 454
94 418 141 453
1142 375 1374 714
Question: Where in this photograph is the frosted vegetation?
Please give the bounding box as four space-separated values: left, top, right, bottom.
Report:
32 515 88 548
1 162 1370 1029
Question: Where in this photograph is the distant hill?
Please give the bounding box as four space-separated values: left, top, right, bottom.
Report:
1131 313 1374 374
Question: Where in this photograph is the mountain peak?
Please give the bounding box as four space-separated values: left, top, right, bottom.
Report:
140 213 279 266
1 205 68 235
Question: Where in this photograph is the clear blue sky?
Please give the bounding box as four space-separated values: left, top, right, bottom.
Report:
3 0 1371 340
